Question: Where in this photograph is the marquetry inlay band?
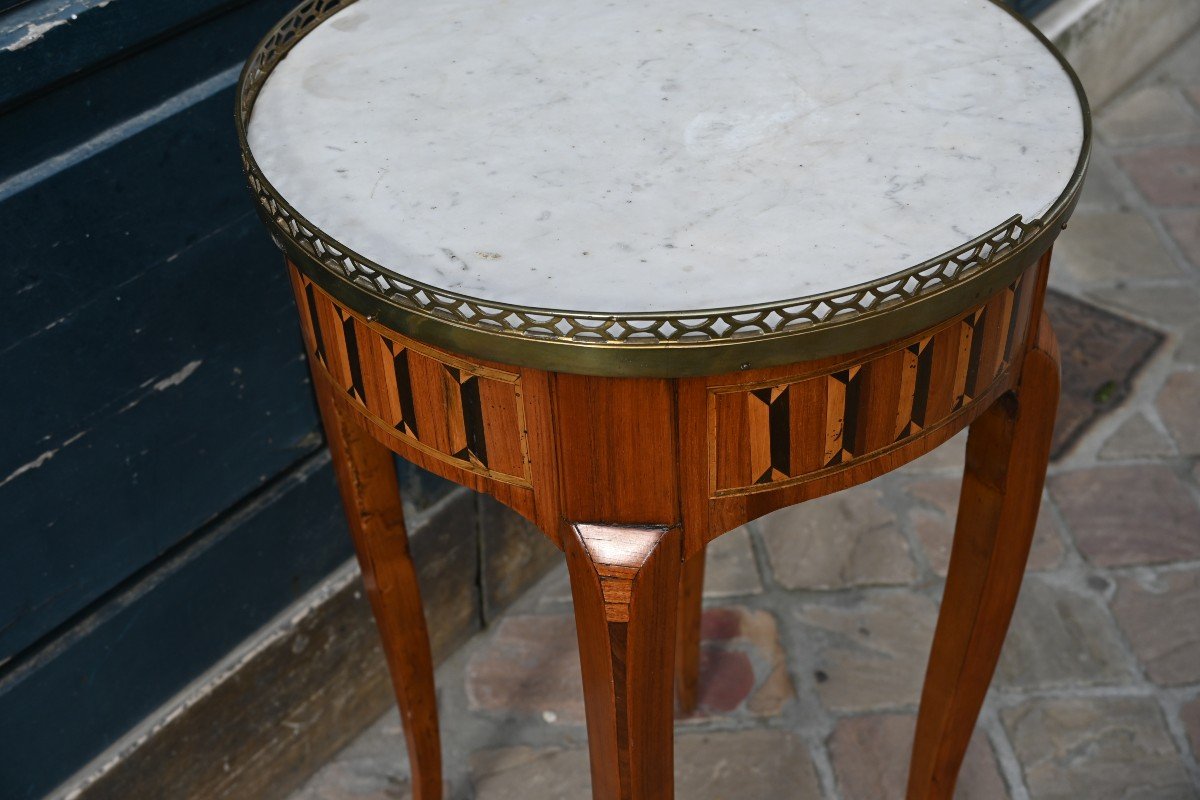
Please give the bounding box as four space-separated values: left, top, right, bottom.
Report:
290 266 533 487
710 274 1034 496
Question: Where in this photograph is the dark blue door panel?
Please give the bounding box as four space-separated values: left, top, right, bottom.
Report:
0 0 452 793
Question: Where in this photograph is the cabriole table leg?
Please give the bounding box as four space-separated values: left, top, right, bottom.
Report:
312 377 444 800
907 315 1061 799
565 522 683 800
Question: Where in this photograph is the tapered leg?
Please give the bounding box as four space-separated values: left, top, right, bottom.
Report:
675 547 706 714
313 378 443 800
907 317 1061 800
566 523 683 800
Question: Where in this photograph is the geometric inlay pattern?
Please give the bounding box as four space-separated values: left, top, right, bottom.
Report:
710 272 1034 495
290 268 531 486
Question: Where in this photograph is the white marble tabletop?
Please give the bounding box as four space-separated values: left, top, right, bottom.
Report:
247 0 1084 314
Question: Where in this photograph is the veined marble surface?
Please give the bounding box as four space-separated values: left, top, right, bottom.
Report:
247 0 1084 314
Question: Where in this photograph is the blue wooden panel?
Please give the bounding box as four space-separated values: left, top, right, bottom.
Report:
0 0 256 108
2 89 264 353
0 209 322 663
0 454 352 800
0 0 454 696
0 0 297 179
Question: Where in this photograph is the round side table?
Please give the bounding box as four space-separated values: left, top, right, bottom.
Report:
237 1 1089 797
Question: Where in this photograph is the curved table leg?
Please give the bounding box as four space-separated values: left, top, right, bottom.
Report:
906 317 1061 800
566 522 683 800
675 546 706 715
313 379 443 800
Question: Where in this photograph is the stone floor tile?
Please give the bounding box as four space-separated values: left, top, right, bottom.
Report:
1098 86 1200 145
1181 695 1200 762
471 747 590 800
1053 212 1179 289
1177 325 1200 366
829 713 1008 800
290 760 411 800
899 429 968 473
702 526 763 597
466 608 792 725
1074 155 1131 213
1112 567 1200 686
1150 34 1200 86
1099 412 1177 460
465 614 585 723
1089 283 1200 328
1118 145 1200 206
1049 465 1200 566
906 478 1064 574
690 606 796 718
471 729 823 800
759 484 918 590
1157 370 1200 454
1044 289 1165 458
1002 696 1195 800
996 577 1134 689
795 591 935 712
1163 209 1200 268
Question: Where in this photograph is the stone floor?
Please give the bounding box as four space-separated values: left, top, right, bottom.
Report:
289 32 1200 800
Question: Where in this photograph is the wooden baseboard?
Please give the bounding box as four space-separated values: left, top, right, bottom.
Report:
1039 0 1200 108
50 489 558 800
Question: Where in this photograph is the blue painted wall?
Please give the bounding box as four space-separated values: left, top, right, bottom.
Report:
0 2 450 797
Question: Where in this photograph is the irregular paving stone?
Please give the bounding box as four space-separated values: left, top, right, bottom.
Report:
1052 212 1181 286
694 606 795 718
1089 283 1200 328
465 614 585 723
1156 371 1200 454
465 608 792 724
703 525 764 597
1098 86 1200 145
1049 465 1200 566
1118 145 1200 206
289 711 415 800
1181 695 1200 762
1044 289 1164 457
906 478 1064 574
1098 412 1177 460
996 576 1134 689
829 713 1007 800
759 484 918 590
290 761 411 800
795 591 935 712
470 747 590 799
471 729 823 800
1177 324 1200 366
1163 209 1200 268
1074 155 1130 213
899 429 968 473
1002 696 1194 800
1112 567 1200 685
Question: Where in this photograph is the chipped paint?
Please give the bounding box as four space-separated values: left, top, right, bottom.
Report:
0 449 58 488
3 20 67 52
152 360 202 391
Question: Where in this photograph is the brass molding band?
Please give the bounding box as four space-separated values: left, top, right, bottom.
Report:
237 0 1089 378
